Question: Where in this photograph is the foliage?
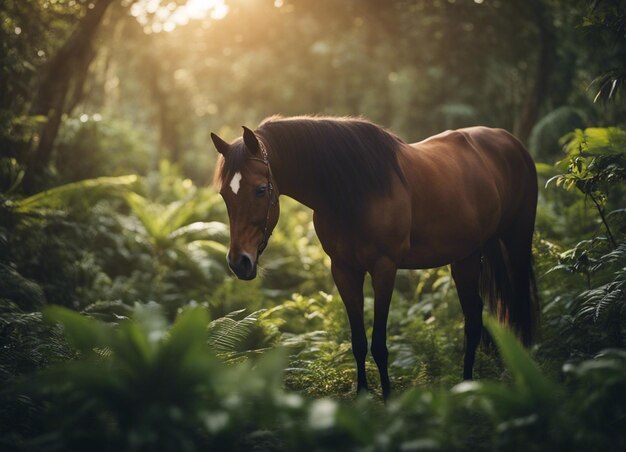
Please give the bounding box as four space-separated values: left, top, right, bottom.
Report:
0 302 72 383
54 116 153 183
550 127 626 197
0 301 74 449
0 157 26 193
0 175 139 310
538 126 626 363
120 188 230 315
1 0 626 450
581 0 626 103
2 304 293 451
207 308 279 358
10 175 139 214
3 307 626 451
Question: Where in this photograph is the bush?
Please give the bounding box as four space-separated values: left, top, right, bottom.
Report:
3 308 625 451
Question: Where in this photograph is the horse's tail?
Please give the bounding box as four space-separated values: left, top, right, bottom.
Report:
480 235 540 346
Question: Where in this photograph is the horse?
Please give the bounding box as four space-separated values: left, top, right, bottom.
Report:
211 115 539 400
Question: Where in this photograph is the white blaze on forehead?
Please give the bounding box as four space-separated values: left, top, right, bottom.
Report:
229 172 242 195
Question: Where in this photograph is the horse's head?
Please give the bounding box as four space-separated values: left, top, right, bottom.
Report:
211 127 280 280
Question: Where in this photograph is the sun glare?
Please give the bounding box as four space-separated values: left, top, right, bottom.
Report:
130 0 230 33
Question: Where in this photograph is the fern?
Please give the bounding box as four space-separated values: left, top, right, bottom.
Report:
168 221 228 242
12 175 138 215
4 304 299 450
122 192 229 288
207 309 271 357
576 268 626 322
565 239 626 345
124 192 226 246
0 301 72 382
0 264 46 311
590 241 626 272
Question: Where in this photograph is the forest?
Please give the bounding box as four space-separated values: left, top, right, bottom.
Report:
1 0 625 450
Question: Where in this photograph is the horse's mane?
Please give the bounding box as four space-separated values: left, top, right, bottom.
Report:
260 115 407 225
218 115 406 226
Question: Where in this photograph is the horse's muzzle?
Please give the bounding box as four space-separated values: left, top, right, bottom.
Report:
227 252 257 280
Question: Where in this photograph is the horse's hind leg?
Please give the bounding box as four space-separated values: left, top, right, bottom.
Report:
331 262 368 394
451 252 483 380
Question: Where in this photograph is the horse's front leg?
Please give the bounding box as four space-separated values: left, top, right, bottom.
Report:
370 257 397 401
331 262 368 394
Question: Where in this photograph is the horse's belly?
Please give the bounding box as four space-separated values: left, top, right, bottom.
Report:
399 187 501 268
398 236 484 269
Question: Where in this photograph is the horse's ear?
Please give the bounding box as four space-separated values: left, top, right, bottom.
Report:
242 126 260 154
211 132 230 155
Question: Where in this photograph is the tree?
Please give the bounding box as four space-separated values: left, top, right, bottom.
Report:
513 0 556 143
22 0 116 192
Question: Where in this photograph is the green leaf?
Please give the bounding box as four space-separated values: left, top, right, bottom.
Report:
15 175 138 213
168 221 228 242
167 306 211 354
483 316 556 403
43 306 112 355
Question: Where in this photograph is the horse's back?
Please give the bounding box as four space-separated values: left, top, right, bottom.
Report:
409 126 536 221
396 126 536 268
454 127 538 227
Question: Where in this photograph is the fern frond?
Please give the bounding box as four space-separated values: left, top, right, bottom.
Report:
0 302 73 380
168 221 228 242
124 193 218 243
576 272 626 322
207 309 265 354
0 264 45 311
13 175 138 214
591 242 626 272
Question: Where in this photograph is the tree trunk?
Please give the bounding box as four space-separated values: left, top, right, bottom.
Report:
513 0 556 144
142 52 181 166
23 0 115 192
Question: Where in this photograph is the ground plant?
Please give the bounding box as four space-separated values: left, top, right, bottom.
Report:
1 0 625 450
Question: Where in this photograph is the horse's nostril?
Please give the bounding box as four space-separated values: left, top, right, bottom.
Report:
228 252 255 279
239 254 253 274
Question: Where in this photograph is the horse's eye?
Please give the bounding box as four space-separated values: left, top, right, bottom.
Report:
255 185 267 198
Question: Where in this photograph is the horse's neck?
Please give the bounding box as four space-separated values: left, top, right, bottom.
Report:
268 146 321 211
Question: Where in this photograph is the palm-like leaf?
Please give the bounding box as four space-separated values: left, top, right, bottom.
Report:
121 191 230 290
124 190 223 235
168 221 228 242
13 175 138 214
124 192 194 243
124 192 227 247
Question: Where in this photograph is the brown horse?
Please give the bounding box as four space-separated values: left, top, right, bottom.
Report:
211 115 539 400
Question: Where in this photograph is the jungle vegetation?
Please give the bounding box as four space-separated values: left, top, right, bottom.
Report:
1 0 625 450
